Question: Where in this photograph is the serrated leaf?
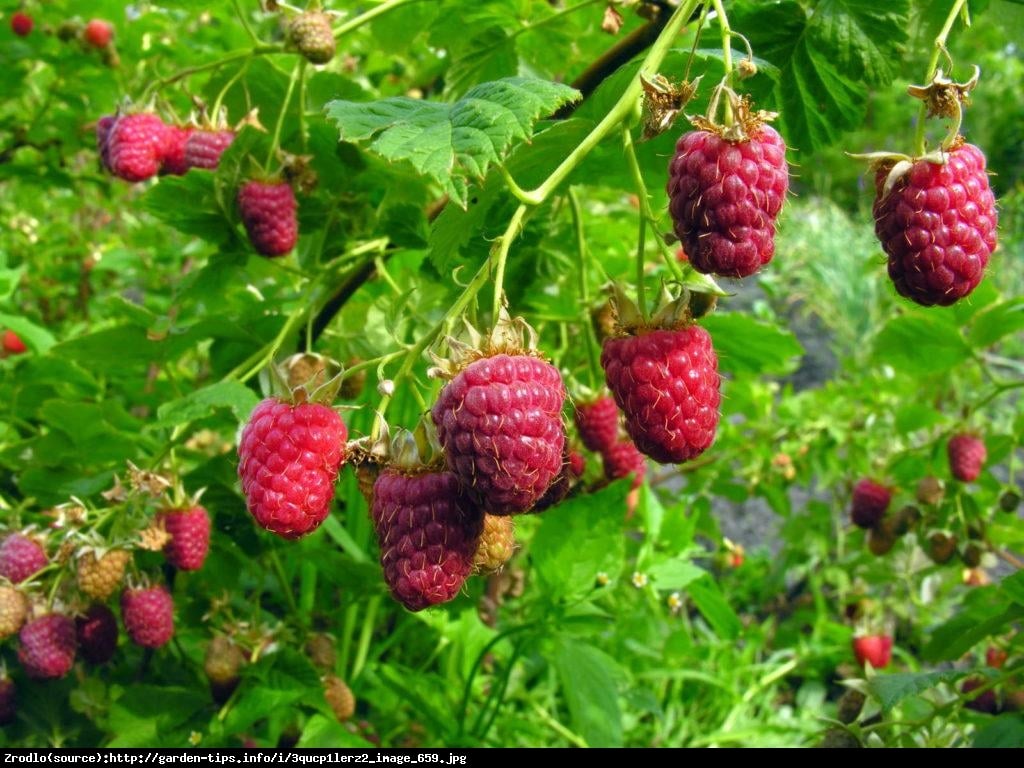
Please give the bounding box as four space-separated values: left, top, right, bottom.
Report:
553 638 622 747
974 715 1024 748
325 77 580 207
872 314 972 374
688 576 742 639
923 595 1024 662
867 670 964 712
967 298 1024 348
810 0 909 86
155 380 260 428
702 313 803 375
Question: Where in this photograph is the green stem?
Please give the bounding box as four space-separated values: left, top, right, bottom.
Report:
490 204 529 320
46 572 64 610
456 623 538 739
567 187 601 390
510 0 604 39
269 550 298 615
265 62 302 169
338 603 358 679
232 0 262 45
143 47 279 101
711 0 734 124
623 129 649 319
912 0 969 155
351 596 380 679
333 0 430 40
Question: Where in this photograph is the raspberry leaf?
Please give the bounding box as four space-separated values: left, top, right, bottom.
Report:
325 77 580 208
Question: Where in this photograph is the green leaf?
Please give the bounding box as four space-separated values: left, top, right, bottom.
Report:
809 0 910 86
552 638 622 747
297 715 374 748
702 313 803 375
967 298 1024 348
155 380 260 428
647 559 705 591
225 650 321 734
688 577 741 639
532 481 627 599
867 670 964 712
325 77 580 207
141 172 228 243
923 595 1024 662
1001 570 1024 606
872 314 972 374
107 686 208 747
0 313 56 353
973 715 1024 748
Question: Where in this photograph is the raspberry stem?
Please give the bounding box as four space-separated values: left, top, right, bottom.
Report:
912 0 969 156
711 0 734 126
266 62 302 169
567 187 601 390
490 204 529 322
623 129 649 320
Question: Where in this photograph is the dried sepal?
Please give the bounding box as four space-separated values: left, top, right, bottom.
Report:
428 308 543 380
907 66 979 119
690 87 777 144
641 73 701 141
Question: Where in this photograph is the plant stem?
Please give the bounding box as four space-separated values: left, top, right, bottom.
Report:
143 47 279 101
232 0 262 45
333 0 430 40
912 0 969 155
567 187 601 390
490 204 528 321
266 62 301 169
269 550 298 614
624 129 649 319
351 596 380 679
711 0 734 124
511 0 604 39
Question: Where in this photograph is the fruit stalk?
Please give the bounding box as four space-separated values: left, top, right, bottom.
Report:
332 0 431 40
711 0 735 125
912 0 969 155
490 204 529 321
567 187 602 388
623 129 649 320
266 63 302 168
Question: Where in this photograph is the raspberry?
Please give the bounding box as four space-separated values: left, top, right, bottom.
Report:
850 479 891 529
10 12 32 36
602 440 646 489
432 354 566 514
238 398 347 539
96 115 117 172
0 677 13 726
852 634 892 669
3 329 27 355
962 678 999 714
948 433 986 482
107 113 170 182
121 586 174 648
84 19 113 48
928 532 957 564
601 326 720 464
237 180 298 257
667 125 789 277
158 506 211 571
161 125 194 176
0 533 47 584
568 450 585 478
76 604 118 664
305 633 336 671
77 549 130 600
18 614 76 679
473 514 515 575
288 12 336 64
574 395 619 453
205 636 246 701
184 129 235 170
323 675 355 722
0 585 28 639
371 468 483 611
874 144 997 306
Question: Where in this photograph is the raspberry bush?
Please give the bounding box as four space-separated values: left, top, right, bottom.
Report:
0 0 1022 750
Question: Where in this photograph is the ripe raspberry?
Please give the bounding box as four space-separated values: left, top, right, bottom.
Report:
121 586 174 648
568 450 585 478
852 634 892 669
962 677 999 714
205 636 246 701
473 514 515 575
873 144 997 306
371 468 483 611
0 585 28 639
158 506 211 571
305 633 336 672
601 326 720 464
3 329 27 355
288 12 336 64
107 113 170 182
948 433 986 482
323 675 355 722
161 125 194 176
76 604 118 664
18 614 76 679
95 115 117 172
77 549 130 600
184 129 235 170
238 398 347 539
83 19 113 48
574 395 619 453
10 12 32 36
237 180 298 257
432 354 566 514
0 677 13 726
602 440 646 489
849 479 891 529
0 534 47 584
667 124 789 277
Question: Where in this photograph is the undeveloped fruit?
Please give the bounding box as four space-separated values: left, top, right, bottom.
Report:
287 11 336 64
473 515 515 575
305 633 336 672
323 675 355 722
77 549 130 600
76 604 118 664
927 532 957 564
0 585 28 639
916 476 944 506
849 479 891 529
205 636 246 702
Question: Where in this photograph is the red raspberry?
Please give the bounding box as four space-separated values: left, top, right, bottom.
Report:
874 144 997 306
601 326 720 464
238 398 347 539
237 180 298 257
0 534 47 584
948 433 986 482
76 604 118 664
568 450 585 478
10 12 32 36
667 125 789 277
3 329 27 355
84 19 113 48
18 614 76 679
184 129 235 170
95 115 117 172
158 506 211 570
850 479 891 529
431 353 566 514
574 395 619 453
121 586 174 648
107 113 170 182
602 440 646 489
852 634 892 669
161 125 194 176
371 468 483 611
0 677 14 725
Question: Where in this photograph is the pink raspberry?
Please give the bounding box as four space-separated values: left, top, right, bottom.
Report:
18 614 76 679
107 113 169 182
601 326 720 464
602 440 646 489
76 604 118 664
237 180 298 257
948 433 986 482
874 144 997 306
574 395 619 453
667 125 789 277
121 586 174 648
0 534 47 584
238 398 348 539
161 125 194 176
184 129 235 170
158 506 211 571
850 479 891 529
